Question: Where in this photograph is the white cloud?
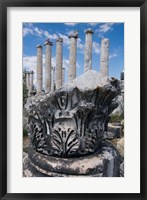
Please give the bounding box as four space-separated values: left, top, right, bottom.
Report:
23 23 57 40
77 38 84 50
98 23 114 33
93 42 100 54
76 62 80 68
44 31 58 40
64 23 78 26
23 23 33 28
23 56 37 70
88 23 97 26
34 27 43 37
63 59 69 70
23 28 34 37
109 53 118 59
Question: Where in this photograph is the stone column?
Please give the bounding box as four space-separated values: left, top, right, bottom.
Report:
68 31 78 82
27 72 31 90
44 39 53 93
23 71 27 85
62 67 65 85
26 72 31 96
84 28 94 72
26 72 29 90
30 71 34 92
36 45 43 94
100 38 110 77
56 38 63 90
51 66 55 91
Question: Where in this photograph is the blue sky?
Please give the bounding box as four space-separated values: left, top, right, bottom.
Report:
23 22 124 87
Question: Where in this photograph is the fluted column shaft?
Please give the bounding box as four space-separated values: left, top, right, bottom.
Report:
26 72 29 90
56 38 63 90
68 31 78 82
36 45 43 94
62 67 65 85
30 71 34 92
84 29 94 72
44 39 53 93
100 38 110 77
51 66 55 92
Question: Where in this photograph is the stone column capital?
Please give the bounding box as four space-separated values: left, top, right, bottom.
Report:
68 30 79 39
44 39 53 46
101 38 110 46
36 44 42 48
56 38 63 43
30 70 34 74
84 28 94 34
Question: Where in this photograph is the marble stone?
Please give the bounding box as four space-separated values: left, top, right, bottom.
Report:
84 29 94 72
24 142 122 177
68 30 78 82
51 66 56 92
62 67 65 85
104 123 121 139
56 38 63 90
30 71 34 93
100 38 110 77
44 39 53 93
36 45 43 94
25 70 123 177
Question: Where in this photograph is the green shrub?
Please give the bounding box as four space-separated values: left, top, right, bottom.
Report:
110 113 124 123
23 128 28 137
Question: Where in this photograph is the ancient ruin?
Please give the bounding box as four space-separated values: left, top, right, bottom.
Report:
44 39 53 93
36 45 43 94
56 38 63 89
84 28 94 72
100 38 110 77
23 29 124 177
68 30 78 82
23 70 34 96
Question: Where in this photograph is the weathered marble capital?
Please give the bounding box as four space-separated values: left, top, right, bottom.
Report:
84 28 94 34
44 39 53 46
56 38 63 43
30 70 34 75
36 44 42 49
68 30 79 39
25 70 123 177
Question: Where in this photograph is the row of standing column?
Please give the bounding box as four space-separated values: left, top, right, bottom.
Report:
36 29 110 94
24 71 34 95
36 38 63 94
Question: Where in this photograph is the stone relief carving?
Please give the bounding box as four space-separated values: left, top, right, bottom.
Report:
26 74 120 158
